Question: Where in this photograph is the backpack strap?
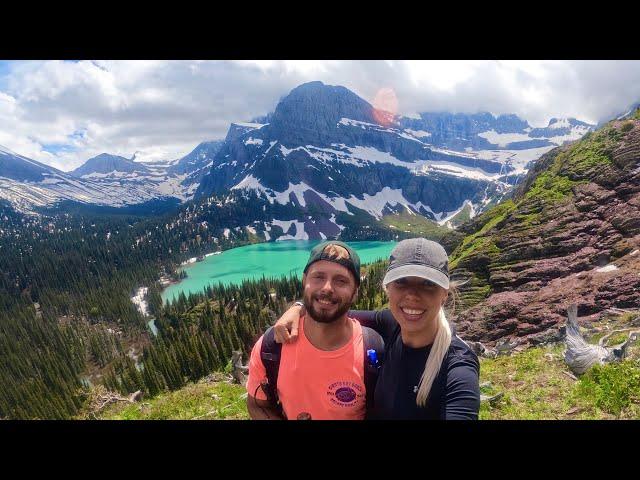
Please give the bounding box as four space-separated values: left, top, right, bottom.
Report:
259 327 283 415
361 325 385 418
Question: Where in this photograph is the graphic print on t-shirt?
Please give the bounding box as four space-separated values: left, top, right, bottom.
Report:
327 380 365 408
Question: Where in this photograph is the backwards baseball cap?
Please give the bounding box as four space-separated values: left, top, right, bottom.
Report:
303 241 361 285
382 238 450 289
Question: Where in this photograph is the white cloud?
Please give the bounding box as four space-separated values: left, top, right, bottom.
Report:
0 60 639 171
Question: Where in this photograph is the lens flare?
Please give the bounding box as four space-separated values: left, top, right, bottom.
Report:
371 87 398 126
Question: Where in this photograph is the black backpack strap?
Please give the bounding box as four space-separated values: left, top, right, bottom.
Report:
259 327 283 414
361 326 385 417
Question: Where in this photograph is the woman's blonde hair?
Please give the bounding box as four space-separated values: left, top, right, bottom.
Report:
414 279 463 406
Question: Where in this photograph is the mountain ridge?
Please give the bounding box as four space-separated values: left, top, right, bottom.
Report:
71 153 150 177
1 82 596 240
447 113 640 347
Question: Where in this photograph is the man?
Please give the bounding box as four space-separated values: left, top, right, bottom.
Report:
246 241 381 420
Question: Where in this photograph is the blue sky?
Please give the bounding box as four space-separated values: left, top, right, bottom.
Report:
1 60 640 172
0 61 11 89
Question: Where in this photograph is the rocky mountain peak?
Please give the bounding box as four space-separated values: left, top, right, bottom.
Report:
72 153 148 177
267 81 381 145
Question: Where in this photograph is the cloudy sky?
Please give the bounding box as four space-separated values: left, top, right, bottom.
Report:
1 60 640 172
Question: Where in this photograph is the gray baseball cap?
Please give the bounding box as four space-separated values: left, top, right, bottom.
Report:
382 238 450 289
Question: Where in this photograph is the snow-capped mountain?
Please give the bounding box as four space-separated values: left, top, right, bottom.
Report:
0 140 226 214
69 152 189 204
398 112 594 176
0 145 170 214
193 81 594 240
0 81 595 233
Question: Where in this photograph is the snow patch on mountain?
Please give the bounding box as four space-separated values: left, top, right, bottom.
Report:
338 118 378 129
468 146 561 175
81 171 135 179
329 213 345 231
231 174 264 191
404 129 432 138
477 130 533 147
413 161 503 181
231 175 352 214
272 219 309 241
231 173 479 223
234 122 265 129
436 200 476 226
343 187 412 219
547 130 591 146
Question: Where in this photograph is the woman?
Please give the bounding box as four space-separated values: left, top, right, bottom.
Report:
274 238 480 419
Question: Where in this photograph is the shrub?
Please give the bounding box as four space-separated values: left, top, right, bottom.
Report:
575 361 640 417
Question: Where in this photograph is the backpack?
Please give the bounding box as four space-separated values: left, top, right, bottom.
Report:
259 324 385 419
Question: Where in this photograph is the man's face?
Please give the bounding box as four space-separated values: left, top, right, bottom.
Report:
302 260 358 324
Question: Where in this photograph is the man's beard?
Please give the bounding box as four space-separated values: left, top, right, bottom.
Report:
303 291 353 324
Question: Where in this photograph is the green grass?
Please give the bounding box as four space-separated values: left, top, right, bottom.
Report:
512 211 543 227
100 380 249 420
447 203 473 227
449 201 515 270
523 170 579 205
604 332 630 347
480 343 640 419
381 210 450 239
574 361 640 418
479 344 579 420
563 131 615 177
619 312 639 324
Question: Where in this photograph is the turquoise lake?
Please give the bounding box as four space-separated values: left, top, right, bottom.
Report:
161 240 396 303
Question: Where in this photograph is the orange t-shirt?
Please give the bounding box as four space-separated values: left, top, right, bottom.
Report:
246 316 366 420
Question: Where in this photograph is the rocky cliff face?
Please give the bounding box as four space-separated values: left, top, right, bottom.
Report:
448 111 640 347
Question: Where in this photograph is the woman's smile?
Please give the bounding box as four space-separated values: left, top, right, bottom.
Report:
399 306 426 321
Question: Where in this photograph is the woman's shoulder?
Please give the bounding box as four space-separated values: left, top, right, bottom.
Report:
446 335 480 370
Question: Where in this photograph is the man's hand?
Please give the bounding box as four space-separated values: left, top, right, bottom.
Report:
274 303 303 344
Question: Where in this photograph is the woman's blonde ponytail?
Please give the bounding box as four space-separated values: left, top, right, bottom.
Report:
415 307 452 406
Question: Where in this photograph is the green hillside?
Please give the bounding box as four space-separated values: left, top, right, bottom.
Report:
95 375 248 420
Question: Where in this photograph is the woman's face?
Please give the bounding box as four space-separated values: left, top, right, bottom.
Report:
386 276 448 337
